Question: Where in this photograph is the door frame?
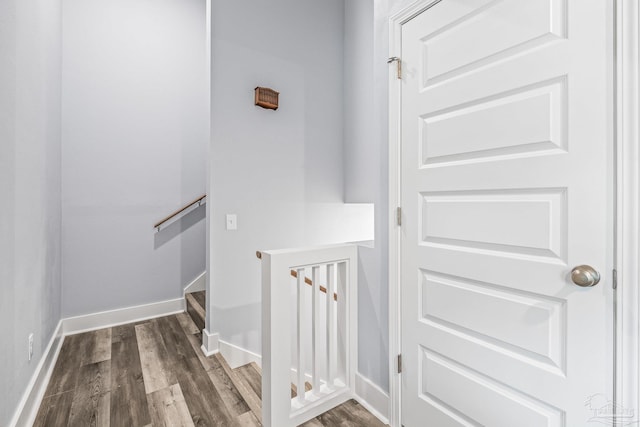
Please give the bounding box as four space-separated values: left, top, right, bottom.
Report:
387 1 640 426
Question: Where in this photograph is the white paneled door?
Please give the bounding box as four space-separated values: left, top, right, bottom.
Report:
398 0 613 426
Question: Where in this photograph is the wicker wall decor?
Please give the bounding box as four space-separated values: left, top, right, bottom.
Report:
254 87 279 110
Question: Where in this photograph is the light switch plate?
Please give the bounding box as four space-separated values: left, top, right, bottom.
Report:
226 214 237 230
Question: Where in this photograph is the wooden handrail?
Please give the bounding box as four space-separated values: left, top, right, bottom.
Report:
154 194 206 230
256 251 338 301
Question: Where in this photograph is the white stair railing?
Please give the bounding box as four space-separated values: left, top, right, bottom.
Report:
260 244 358 427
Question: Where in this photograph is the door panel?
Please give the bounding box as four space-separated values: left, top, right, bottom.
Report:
400 0 613 425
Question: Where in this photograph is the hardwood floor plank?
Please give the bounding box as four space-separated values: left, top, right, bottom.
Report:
78 360 111 396
64 360 112 427
81 328 112 366
337 399 387 426
235 410 261 427
135 321 178 394
111 324 151 426
112 322 135 344
173 355 236 426
215 354 263 424
176 311 200 335
205 356 251 417
235 364 262 399
143 316 235 424
156 316 196 362
312 400 388 427
183 330 217 371
68 391 110 427
248 362 261 376
171 314 249 418
226 372 262 422
33 390 75 427
312 404 347 427
185 294 205 331
44 333 92 396
299 417 325 427
147 383 195 427
191 291 206 309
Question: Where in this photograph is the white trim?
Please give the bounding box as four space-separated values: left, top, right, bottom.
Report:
388 9 403 427
354 372 390 425
9 320 64 427
62 298 185 335
616 0 640 420
288 387 353 427
388 2 441 426
184 271 206 294
219 339 262 369
289 390 352 426
200 329 220 356
214 338 335 387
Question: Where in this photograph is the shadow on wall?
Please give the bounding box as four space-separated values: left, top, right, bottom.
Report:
154 204 206 249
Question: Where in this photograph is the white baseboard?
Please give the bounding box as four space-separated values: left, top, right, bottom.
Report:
201 329 220 356
354 372 390 425
62 297 185 336
9 320 64 427
219 339 262 369
184 271 206 294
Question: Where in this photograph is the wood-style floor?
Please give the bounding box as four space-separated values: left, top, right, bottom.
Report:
34 313 386 426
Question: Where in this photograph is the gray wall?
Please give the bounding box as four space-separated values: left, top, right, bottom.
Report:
343 0 417 393
0 0 63 421
344 0 390 392
208 0 346 355
61 0 209 316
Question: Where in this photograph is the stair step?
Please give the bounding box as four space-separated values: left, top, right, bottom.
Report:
185 291 205 331
233 362 312 399
214 354 263 424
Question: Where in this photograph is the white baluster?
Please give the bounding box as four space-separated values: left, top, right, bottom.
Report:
311 265 321 394
336 261 347 385
296 267 306 404
326 262 336 389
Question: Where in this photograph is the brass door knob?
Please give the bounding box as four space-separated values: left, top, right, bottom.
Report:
571 265 601 287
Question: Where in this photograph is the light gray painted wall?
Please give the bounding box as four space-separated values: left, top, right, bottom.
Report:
0 0 63 421
208 0 346 355
62 0 208 316
342 0 417 393
344 0 390 392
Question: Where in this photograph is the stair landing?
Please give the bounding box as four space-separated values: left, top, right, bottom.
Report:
34 312 386 426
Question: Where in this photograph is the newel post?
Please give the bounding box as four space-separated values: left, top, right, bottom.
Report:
261 252 292 427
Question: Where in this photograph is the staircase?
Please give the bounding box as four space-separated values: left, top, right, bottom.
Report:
182 289 311 424
182 287 383 426
185 290 205 331
185 291 294 425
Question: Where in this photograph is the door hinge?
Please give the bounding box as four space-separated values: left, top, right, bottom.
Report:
388 56 402 80
397 354 402 374
613 268 618 290
396 207 402 226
